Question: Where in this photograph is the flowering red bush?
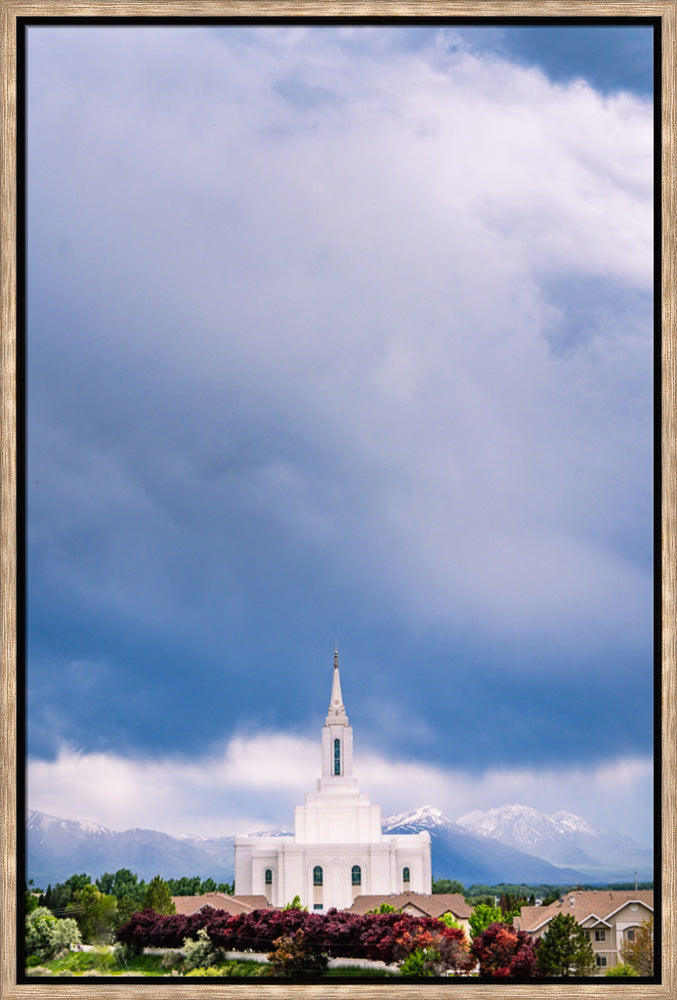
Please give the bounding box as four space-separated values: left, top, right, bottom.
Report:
472 922 537 978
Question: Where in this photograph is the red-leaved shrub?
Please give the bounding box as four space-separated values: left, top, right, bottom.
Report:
116 905 474 974
471 922 537 978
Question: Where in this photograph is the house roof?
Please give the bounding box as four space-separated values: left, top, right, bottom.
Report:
515 890 654 934
348 891 471 920
171 892 271 916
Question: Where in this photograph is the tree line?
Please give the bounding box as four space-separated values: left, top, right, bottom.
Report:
27 869 234 942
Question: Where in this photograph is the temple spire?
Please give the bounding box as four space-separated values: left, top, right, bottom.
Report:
326 648 348 725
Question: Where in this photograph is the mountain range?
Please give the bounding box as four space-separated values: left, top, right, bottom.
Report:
383 804 653 885
27 811 236 887
27 803 652 890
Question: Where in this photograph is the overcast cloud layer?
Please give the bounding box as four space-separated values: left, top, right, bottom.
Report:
28 736 653 844
26 25 654 847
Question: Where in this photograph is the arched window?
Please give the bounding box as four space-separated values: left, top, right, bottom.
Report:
265 869 272 885
313 865 323 886
403 867 410 884
334 738 341 775
351 865 361 886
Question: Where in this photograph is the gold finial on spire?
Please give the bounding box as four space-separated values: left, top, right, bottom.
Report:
334 644 339 669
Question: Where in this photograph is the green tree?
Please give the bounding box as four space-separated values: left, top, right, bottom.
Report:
44 873 92 915
24 882 39 916
142 875 176 915
25 907 82 960
115 894 139 930
167 875 201 896
469 902 504 938
432 879 466 895
96 872 115 895
541 889 562 907
536 912 595 977
620 917 653 976
96 868 145 904
67 884 118 943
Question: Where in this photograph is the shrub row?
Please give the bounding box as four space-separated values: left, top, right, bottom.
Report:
116 906 471 968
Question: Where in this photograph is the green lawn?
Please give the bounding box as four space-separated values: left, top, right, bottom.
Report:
26 949 168 976
26 948 397 978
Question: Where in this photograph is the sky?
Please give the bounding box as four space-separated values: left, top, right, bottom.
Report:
25 22 655 848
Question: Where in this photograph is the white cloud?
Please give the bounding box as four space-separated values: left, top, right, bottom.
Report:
27 733 653 846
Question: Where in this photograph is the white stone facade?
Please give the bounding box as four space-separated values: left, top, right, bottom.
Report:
234 652 431 911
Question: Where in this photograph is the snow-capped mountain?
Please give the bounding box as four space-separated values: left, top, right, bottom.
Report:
27 811 235 888
382 806 587 885
383 804 449 831
456 803 653 879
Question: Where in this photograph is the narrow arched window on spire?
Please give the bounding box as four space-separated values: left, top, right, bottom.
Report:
351 865 361 886
313 866 323 886
403 867 410 885
333 738 341 775
265 869 272 885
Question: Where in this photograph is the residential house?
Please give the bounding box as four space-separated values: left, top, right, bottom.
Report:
348 891 472 938
171 892 270 916
514 889 653 973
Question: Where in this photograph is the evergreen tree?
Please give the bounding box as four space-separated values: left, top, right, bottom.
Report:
115 894 139 930
142 875 176 915
536 913 595 977
45 874 92 915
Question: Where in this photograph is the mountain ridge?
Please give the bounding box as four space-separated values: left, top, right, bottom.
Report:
452 802 653 877
27 803 652 889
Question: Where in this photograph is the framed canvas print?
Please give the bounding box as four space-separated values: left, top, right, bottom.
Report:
1 2 675 998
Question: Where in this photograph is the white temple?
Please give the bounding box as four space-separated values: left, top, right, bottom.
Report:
234 651 431 911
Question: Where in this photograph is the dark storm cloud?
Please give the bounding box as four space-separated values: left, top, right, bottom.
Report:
25 25 654 839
